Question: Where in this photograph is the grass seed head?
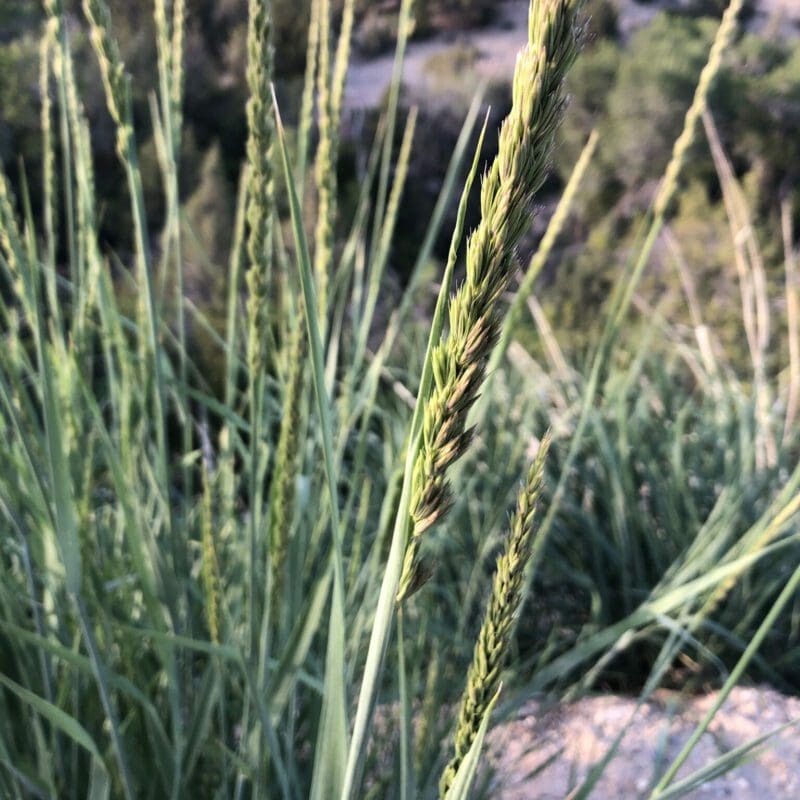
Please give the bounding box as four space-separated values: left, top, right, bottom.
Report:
82 0 133 161
439 433 551 796
397 0 583 602
245 0 275 381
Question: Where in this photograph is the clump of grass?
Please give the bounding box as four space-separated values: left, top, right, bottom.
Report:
3 0 795 798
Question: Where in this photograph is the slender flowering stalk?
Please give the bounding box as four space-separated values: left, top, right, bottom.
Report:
313 0 334 328
245 0 275 381
533 0 743 567
312 0 353 330
331 0 355 129
0 167 24 280
652 0 742 220
39 25 58 305
244 0 274 658
80 0 152 348
439 434 551 796
170 0 186 138
396 0 583 601
46 0 79 288
268 317 307 600
297 0 321 191
201 461 220 644
82 0 174 553
153 1 171 100
153 0 189 498
0 164 38 323
82 0 133 162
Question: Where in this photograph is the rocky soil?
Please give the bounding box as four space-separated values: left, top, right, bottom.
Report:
344 0 800 112
488 686 800 798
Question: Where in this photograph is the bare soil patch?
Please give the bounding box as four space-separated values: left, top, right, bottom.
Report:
489 687 800 798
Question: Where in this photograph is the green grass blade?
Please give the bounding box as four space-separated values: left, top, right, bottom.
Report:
268 563 332 718
653 719 799 800
369 0 415 270
30 256 81 595
272 86 349 799
650 556 800 796
0 673 104 764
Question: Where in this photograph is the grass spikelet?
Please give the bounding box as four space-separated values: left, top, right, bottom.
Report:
0 164 28 310
396 0 583 601
268 317 307 599
311 0 353 330
201 459 221 645
297 0 321 190
39 26 57 286
331 0 355 129
170 0 186 136
153 1 170 80
652 0 742 219
244 0 275 655
245 0 275 382
82 0 132 162
439 433 551 797
313 0 335 329
57 18 105 342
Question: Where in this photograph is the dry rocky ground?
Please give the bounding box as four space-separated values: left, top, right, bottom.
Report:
344 0 800 112
488 687 800 798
